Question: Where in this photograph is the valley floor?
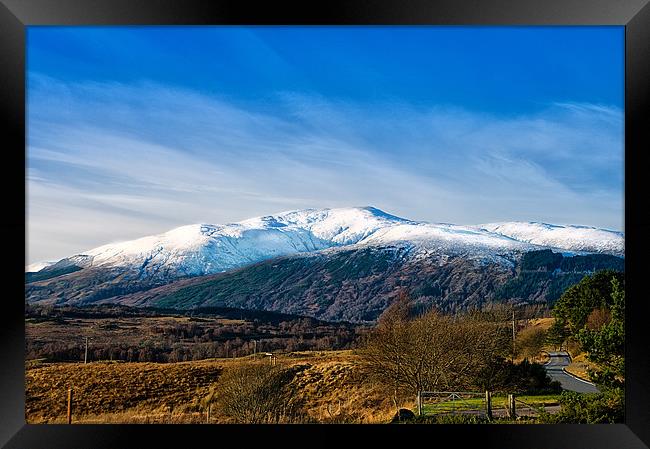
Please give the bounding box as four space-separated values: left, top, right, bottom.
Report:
26 349 572 425
26 350 399 424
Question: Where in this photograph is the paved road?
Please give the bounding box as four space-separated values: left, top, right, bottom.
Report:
544 351 599 393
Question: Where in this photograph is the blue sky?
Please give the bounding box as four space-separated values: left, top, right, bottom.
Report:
27 26 624 264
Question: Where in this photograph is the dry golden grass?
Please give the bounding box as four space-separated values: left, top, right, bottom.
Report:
564 353 595 382
286 353 401 423
26 350 400 424
26 359 226 423
523 318 595 382
527 317 554 331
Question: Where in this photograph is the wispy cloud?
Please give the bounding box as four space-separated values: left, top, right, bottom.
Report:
26 75 623 263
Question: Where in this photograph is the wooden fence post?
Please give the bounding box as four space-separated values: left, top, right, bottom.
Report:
416 392 422 416
507 394 516 419
67 388 73 424
485 390 492 420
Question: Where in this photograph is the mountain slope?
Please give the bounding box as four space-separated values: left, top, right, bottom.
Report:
106 246 516 322
25 207 625 318
104 248 623 323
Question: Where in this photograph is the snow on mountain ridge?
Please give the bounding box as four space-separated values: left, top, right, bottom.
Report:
27 208 624 278
360 222 533 250
476 221 624 256
26 261 56 273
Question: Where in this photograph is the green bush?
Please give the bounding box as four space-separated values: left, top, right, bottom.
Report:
475 357 561 394
540 389 624 423
409 414 490 424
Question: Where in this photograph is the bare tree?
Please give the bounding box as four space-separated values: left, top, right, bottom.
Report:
360 300 511 395
515 325 547 360
363 291 413 409
208 363 301 423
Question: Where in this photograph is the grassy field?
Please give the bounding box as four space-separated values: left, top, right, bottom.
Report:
26 350 399 424
26 348 564 424
26 359 223 423
420 393 561 414
24 312 579 424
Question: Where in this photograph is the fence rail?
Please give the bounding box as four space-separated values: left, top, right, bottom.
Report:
513 397 546 416
417 390 554 420
417 391 488 417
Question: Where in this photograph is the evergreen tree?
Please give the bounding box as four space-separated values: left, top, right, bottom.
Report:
552 271 625 389
545 317 571 350
577 276 625 389
552 270 623 334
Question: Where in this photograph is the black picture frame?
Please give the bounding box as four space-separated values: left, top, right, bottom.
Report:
2 1 649 447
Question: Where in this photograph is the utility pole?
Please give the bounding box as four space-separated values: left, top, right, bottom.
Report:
512 309 517 363
84 337 88 364
67 388 73 424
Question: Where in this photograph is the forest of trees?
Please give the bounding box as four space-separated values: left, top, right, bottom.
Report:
25 304 365 363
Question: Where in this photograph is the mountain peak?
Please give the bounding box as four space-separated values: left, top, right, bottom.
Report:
27 208 624 276
357 206 410 221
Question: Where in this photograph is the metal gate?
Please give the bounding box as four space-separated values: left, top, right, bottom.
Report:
416 391 488 417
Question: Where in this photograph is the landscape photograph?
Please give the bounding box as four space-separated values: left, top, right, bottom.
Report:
25 26 624 424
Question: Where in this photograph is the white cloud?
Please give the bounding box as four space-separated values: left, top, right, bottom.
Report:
26 76 624 263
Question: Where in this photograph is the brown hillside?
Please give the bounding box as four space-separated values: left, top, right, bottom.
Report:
26 351 400 424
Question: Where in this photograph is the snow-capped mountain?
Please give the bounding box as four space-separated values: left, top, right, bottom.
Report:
476 221 624 256
27 206 624 281
53 207 412 278
26 207 626 318
25 261 56 273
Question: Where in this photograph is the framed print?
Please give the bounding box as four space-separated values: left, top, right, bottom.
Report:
1 0 649 448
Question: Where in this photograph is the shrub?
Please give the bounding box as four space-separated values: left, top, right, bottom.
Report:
208 363 303 423
475 357 561 394
409 414 490 424
540 389 624 423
